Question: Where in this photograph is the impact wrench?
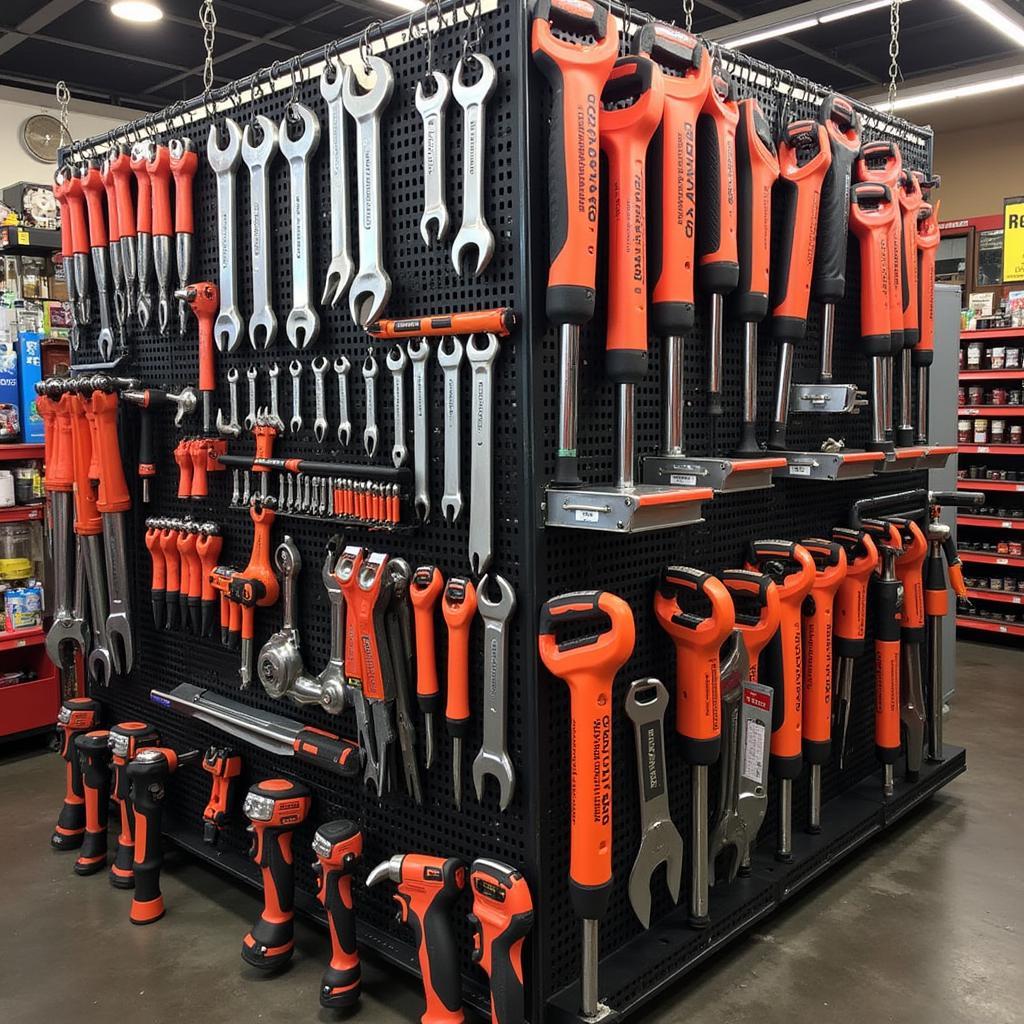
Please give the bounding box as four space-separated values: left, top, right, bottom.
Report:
313 820 363 1009
538 591 635 1018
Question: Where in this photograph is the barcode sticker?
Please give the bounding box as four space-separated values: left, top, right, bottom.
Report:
670 474 698 487
574 509 599 523
789 464 812 477
743 720 766 785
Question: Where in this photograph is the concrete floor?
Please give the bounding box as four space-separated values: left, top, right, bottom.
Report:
0 641 1021 1024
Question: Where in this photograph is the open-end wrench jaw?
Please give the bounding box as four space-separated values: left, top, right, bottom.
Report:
415 71 451 246
207 118 244 353
333 356 352 445
362 353 379 457
242 115 280 349
320 63 355 307
437 336 464 525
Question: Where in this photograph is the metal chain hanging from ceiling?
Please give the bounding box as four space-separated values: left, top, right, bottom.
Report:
55 80 71 148
888 0 902 113
682 0 694 33
201 0 217 99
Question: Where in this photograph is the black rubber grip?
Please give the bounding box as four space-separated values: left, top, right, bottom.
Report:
814 99 860 303
407 858 465 1016
570 877 612 922
320 868 360 1008
138 407 154 474
874 578 902 643
242 826 298 969
292 728 363 777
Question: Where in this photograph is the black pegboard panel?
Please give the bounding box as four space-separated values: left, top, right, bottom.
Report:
60 1 960 1021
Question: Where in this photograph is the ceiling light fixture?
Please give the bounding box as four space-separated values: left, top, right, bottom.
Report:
887 71 1024 111
111 1 163 23
819 0 894 24
378 0 425 10
727 18 820 49
720 0 911 50
950 0 1024 48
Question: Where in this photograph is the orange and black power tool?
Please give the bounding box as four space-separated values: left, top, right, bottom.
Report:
73 729 113 876
312 819 363 1009
241 778 312 970
201 745 242 845
128 746 200 924
367 854 467 1024
51 697 101 851
107 721 160 888
469 859 535 1024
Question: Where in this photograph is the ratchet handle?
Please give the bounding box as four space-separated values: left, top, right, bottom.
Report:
411 567 444 710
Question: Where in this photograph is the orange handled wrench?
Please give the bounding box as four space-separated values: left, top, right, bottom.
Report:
176 282 219 433
721 569 781 681
146 142 174 335
442 576 477 810
196 524 223 639
53 168 82 347
654 566 734 926
799 538 847 832
160 523 181 631
745 540 816 860
767 120 832 451
63 164 92 325
531 0 619 486
634 23 710 456
100 152 127 339
110 144 138 326
895 171 924 446
80 160 116 358
144 519 166 629
411 565 444 770
131 141 155 327
236 500 280 689
170 136 198 337
914 198 940 443
892 516 928 779
539 590 634 1018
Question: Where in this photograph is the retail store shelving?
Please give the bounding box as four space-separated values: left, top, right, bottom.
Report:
957 616 1024 637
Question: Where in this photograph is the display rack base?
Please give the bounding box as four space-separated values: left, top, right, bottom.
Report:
640 456 786 493
545 747 966 1024
544 485 713 532
771 450 885 481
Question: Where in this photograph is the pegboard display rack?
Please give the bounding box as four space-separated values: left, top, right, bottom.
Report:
59 1 965 1021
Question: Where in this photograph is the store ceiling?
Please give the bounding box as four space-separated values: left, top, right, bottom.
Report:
0 0 1022 115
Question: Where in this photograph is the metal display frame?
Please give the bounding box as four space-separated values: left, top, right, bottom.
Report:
61 2 965 1021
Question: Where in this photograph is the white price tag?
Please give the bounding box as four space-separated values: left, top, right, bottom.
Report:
574 509 599 524
997 558 1009 565
670 473 698 487
789 464 812 477
743 720 766 786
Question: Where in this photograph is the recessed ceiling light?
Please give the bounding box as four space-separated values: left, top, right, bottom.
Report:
111 1 163 23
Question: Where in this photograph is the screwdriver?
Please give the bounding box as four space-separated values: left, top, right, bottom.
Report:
313 819 363 1009
732 98 779 454
798 539 847 833
914 199 940 444
745 541 816 860
697 60 739 417
849 182 896 452
830 527 879 769
814 95 861 384
443 576 477 810
895 171 924 446
600 54 664 490
653 567 735 925
538 591 635 1018
531 0 619 486
74 729 112 876
51 697 101 852
410 565 444 770
767 120 832 451
634 23 710 456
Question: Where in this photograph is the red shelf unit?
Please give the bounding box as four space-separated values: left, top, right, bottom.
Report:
957 444 1024 455
957 616 1024 637
0 505 43 524
959 370 1024 381
0 444 44 461
959 407 1024 417
958 515 1024 530
960 329 1024 341
960 550 1024 568
966 589 1024 605
958 480 1024 493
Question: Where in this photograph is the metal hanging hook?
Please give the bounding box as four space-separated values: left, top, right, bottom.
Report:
287 55 302 119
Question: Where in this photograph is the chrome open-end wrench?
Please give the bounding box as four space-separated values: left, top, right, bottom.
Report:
268 362 284 431
343 54 394 327
438 336 463 524
241 115 279 349
279 103 320 348
467 333 499 574
216 367 242 437
334 356 351 445
320 62 354 306
451 54 497 277
318 538 349 713
472 573 517 810
408 338 431 521
245 366 258 431
44 501 89 671
362 353 379 457
289 359 303 434
311 356 329 443
207 118 243 352
626 678 684 928
386 345 408 468
415 71 450 245
82 532 114 686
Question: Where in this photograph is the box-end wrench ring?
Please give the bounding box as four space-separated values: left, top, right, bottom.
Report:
289 359 303 434
311 356 330 444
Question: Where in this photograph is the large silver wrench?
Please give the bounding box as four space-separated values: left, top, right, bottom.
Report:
44 497 89 670
467 332 500 575
216 367 242 437
289 359 303 434
241 115 279 349
334 356 351 444
415 71 450 245
362 353 379 457
207 118 243 352
473 574 516 810
451 54 497 277
279 104 320 348
245 366 258 431
343 55 394 327
317 538 349 713
386 344 408 468
102 509 134 677
626 678 684 929
438 336 463 524
267 362 284 431
408 338 431 521
320 63 354 306
81 533 114 686
312 356 330 443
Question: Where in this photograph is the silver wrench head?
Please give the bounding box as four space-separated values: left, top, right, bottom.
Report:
88 645 115 687
362 354 378 456
312 356 329 443
105 614 134 677
207 117 243 173
289 359 303 434
342 55 395 119
44 616 90 670
415 72 452 246
334 356 352 444
241 114 279 166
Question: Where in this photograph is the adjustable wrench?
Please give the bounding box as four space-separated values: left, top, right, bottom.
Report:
467 333 499 575
268 362 284 432
320 62 354 306
312 356 330 444
362 353 379 457
245 366 259 431
438 336 463 524
217 367 242 438
289 359 303 434
408 338 430 521
343 54 394 327
626 678 684 928
385 345 408 468
415 71 450 245
207 118 243 352
241 115 279 349
333 356 351 445
472 574 516 810
451 54 497 277
318 538 349 714
279 103 321 348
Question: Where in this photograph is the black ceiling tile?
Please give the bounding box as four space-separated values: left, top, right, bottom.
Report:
0 36 164 93
0 0 46 28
